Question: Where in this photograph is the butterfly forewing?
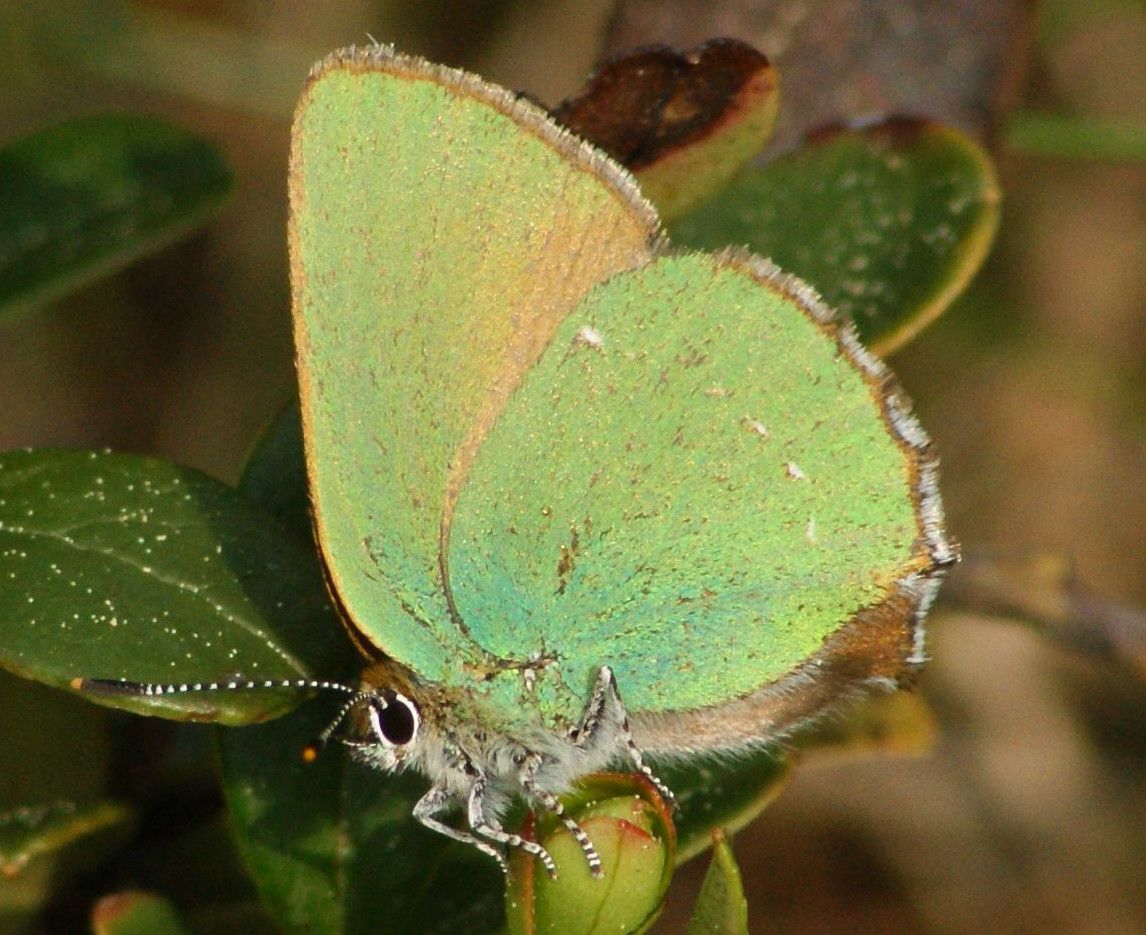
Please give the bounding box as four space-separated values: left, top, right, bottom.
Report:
289 47 660 683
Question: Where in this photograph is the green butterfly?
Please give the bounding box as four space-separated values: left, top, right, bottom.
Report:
88 43 952 878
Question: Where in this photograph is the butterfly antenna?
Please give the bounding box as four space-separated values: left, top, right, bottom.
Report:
315 691 373 747
70 676 363 698
70 676 375 765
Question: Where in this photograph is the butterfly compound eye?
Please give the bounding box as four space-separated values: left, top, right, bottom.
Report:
372 694 418 747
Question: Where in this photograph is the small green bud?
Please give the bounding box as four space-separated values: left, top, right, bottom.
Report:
506 773 675 935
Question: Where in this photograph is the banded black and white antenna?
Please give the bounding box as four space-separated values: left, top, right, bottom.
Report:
70 675 372 760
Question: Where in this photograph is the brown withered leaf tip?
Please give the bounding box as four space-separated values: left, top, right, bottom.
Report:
552 38 773 171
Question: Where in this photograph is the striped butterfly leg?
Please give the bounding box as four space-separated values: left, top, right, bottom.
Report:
464 773 561 878
571 666 676 808
412 783 513 874
519 751 603 878
412 751 562 878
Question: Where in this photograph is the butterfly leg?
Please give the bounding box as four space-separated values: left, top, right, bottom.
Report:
412 784 509 873
519 752 603 878
573 666 676 807
466 777 559 878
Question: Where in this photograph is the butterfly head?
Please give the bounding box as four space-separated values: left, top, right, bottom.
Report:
332 684 422 771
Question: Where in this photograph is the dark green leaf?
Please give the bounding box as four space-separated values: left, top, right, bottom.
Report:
0 799 134 932
671 117 1001 353
239 400 311 540
183 901 281 935
216 700 503 935
0 115 231 320
686 832 748 935
0 449 345 723
661 748 790 864
91 891 189 935
0 799 131 877
1006 112 1146 164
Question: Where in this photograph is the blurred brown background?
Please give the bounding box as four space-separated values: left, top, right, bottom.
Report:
1 2 1144 932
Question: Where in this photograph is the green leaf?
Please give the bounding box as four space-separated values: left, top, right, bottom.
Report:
1006 111 1146 164
183 901 281 935
0 799 134 933
239 401 310 540
0 800 131 877
686 832 748 935
91 891 189 935
0 115 232 321
670 117 1001 353
216 699 504 935
662 747 791 864
0 449 345 724
0 666 118 931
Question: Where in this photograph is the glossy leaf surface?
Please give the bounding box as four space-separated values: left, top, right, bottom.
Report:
216 700 503 935
0 449 342 723
671 118 1001 352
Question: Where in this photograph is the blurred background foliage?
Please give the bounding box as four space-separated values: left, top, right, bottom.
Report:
0 0 1144 932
